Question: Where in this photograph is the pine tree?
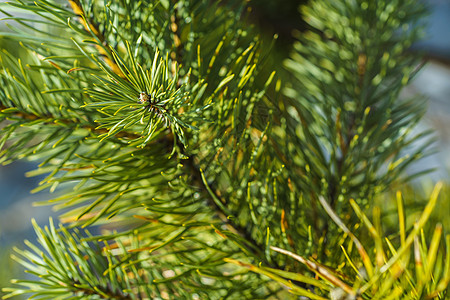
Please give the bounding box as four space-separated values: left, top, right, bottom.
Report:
0 0 448 299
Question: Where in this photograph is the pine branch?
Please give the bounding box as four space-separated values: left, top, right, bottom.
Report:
281 0 433 256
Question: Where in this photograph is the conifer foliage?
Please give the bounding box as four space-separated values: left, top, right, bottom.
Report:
0 0 448 299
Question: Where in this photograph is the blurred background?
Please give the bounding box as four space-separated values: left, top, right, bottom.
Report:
1 0 449 295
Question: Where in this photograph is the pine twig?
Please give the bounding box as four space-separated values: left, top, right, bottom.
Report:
270 246 356 297
68 0 125 77
71 279 132 300
170 0 183 66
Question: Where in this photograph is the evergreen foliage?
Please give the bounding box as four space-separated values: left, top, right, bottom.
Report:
0 0 448 299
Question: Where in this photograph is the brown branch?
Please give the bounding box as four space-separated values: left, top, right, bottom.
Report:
270 246 356 297
72 279 132 299
68 0 125 78
170 0 183 66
